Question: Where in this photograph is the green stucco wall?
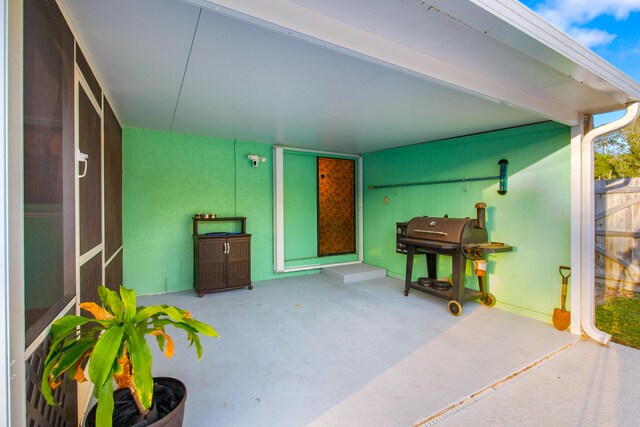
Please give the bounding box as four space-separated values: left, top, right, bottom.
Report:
283 152 317 260
123 128 309 295
362 122 571 322
124 122 571 322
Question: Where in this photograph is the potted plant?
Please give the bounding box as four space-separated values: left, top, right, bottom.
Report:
41 285 218 427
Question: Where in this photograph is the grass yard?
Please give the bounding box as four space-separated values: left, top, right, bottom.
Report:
595 296 640 349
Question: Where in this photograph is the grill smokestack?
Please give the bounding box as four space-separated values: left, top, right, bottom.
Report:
473 202 486 229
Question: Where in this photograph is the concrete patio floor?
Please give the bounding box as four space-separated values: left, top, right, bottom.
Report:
137 274 639 426
424 339 640 426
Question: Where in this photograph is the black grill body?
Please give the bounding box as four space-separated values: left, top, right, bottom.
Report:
398 203 511 316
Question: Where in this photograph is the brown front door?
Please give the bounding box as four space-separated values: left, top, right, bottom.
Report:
317 157 356 256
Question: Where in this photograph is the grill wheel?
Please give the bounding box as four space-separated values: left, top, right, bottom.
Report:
482 293 497 307
448 300 462 316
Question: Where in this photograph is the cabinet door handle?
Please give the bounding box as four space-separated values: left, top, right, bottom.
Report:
77 149 89 178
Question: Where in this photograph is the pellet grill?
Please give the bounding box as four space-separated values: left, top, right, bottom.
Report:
398 202 512 316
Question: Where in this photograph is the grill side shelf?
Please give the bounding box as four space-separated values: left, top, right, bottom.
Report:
464 242 513 253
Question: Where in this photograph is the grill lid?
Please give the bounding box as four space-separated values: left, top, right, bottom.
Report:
406 216 487 245
407 216 466 243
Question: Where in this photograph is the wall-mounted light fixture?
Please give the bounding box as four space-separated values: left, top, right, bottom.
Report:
248 154 267 167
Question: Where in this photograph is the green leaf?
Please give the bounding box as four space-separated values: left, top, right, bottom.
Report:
119 286 137 322
49 338 94 379
97 286 125 320
183 318 219 337
135 305 218 339
134 305 184 323
95 372 115 427
49 316 94 343
154 320 204 359
189 332 204 359
89 325 125 392
45 327 101 375
125 323 154 410
43 336 94 404
111 343 126 377
45 332 78 368
154 333 166 352
97 285 116 306
41 355 61 406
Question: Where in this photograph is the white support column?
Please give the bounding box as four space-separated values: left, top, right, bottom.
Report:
273 147 285 273
6 0 25 425
569 119 584 335
0 0 9 423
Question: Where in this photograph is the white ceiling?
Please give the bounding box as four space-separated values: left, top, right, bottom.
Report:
58 0 640 154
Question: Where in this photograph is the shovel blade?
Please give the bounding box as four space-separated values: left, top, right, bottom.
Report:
553 308 570 331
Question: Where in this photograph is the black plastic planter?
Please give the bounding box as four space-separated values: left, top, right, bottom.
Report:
85 377 187 427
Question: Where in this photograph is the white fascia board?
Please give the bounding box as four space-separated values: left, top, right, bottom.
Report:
184 0 580 125
466 0 640 104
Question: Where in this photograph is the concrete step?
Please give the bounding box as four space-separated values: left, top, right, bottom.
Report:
320 263 386 283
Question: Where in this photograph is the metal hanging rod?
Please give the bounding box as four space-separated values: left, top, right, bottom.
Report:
368 159 509 195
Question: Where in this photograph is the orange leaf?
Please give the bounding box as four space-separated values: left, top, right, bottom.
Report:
114 349 134 389
74 364 86 383
164 334 174 358
48 374 62 390
79 302 114 320
150 329 174 358
73 351 91 383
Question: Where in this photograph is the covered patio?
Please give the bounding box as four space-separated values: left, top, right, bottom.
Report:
5 0 640 425
142 274 586 426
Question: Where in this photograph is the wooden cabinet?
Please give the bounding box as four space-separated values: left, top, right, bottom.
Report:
193 217 252 296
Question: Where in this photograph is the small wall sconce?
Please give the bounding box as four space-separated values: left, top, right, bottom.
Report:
248 154 267 167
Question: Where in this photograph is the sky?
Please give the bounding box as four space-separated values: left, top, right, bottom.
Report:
518 0 640 125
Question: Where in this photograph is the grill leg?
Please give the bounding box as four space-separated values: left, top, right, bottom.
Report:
426 253 437 279
404 244 415 296
477 274 486 297
451 252 466 304
477 270 496 306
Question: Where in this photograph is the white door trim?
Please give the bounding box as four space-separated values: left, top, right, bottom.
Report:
273 146 363 273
